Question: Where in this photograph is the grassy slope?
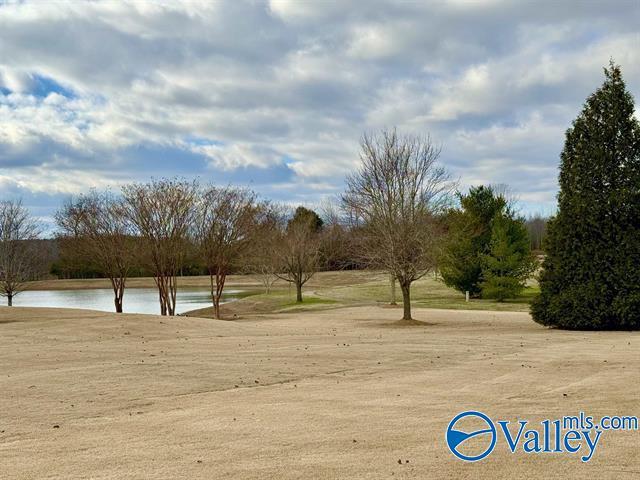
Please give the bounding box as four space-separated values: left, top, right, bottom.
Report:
187 270 538 319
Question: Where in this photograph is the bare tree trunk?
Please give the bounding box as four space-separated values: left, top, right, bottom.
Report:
111 278 125 313
261 270 274 295
114 286 123 313
167 275 177 316
215 272 225 319
160 292 167 315
118 279 125 313
157 276 168 316
390 273 397 305
7 293 12 307
116 280 124 313
296 280 303 303
400 282 412 321
209 273 216 315
210 268 226 319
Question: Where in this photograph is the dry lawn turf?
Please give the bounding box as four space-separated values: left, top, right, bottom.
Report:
1 305 638 479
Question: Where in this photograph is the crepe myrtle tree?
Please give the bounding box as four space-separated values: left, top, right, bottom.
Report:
122 178 198 316
194 186 257 319
343 128 454 321
56 191 137 313
0 200 42 306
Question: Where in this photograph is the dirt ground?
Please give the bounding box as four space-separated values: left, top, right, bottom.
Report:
1 305 638 479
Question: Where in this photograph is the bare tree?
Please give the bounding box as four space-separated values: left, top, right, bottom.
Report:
195 186 257 319
0 200 42 306
343 129 453 321
525 214 548 252
319 196 342 226
244 202 286 294
122 179 197 316
275 207 322 303
56 191 137 313
318 197 354 271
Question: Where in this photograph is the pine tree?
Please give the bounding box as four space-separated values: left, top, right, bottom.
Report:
531 63 640 330
289 206 323 232
481 213 536 301
440 186 506 296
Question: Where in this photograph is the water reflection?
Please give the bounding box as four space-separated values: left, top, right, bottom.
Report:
12 288 241 315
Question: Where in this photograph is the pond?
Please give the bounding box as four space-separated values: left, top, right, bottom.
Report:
11 288 244 315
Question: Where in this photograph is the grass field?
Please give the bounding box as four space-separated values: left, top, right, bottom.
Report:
185 270 540 318
1 305 638 479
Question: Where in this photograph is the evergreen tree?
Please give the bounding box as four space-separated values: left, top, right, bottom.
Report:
289 206 323 233
481 213 536 301
440 186 506 296
531 63 640 330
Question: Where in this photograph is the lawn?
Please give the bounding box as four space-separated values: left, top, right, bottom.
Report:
187 270 539 319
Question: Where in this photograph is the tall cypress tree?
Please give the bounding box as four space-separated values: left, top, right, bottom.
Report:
531 63 640 330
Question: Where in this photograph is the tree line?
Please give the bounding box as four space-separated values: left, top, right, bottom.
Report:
2 62 637 331
1 130 538 321
51 182 346 318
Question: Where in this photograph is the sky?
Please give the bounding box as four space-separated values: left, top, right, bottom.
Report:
1 0 639 228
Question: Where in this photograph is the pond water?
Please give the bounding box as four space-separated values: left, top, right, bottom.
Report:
12 288 243 315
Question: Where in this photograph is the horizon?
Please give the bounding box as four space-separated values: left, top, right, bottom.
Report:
1 1 639 226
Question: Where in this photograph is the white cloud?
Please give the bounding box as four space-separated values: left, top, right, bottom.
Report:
347 24 402 59
0 167 122 195
191 143 281 170
0 0 639 218
268 0 348 22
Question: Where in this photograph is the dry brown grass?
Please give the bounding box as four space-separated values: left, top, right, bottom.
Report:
1 305 638 479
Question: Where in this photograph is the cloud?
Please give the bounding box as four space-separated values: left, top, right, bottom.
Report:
0 0 639 223
191 142 282 170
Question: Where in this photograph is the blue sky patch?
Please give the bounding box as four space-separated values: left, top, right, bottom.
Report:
28 74 76 99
